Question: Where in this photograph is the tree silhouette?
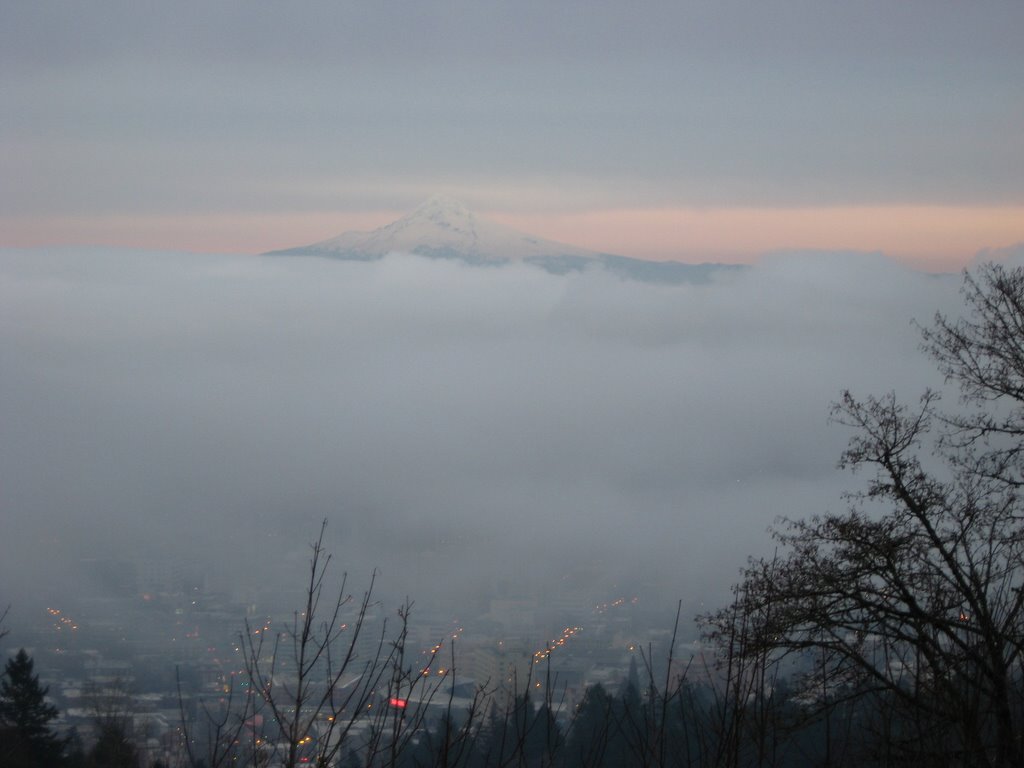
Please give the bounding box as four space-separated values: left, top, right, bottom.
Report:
564 683 618 767
85 721 140 768
708 264 1024 767
0 648 67 767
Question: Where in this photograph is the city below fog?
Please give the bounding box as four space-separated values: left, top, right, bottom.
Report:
2 244 1006 763
1 246 969 624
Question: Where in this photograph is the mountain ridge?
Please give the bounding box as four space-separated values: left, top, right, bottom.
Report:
264 197 744 284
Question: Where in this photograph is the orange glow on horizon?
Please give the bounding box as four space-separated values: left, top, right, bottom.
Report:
494 205 1024 272
0 211 401 256
3 205 1023 271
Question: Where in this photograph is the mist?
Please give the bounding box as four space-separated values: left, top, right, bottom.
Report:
0 248 963 628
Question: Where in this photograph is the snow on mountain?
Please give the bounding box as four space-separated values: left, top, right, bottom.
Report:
264 196 744 284
266 195 598 262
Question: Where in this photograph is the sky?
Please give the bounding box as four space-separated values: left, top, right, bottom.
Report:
1 246 992 625
3 1 1023 269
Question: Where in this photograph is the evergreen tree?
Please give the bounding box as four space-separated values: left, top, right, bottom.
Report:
564 684 616 767
86 721 140 768
0 648 66 767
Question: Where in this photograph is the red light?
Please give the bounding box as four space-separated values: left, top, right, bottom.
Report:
388 697 407 709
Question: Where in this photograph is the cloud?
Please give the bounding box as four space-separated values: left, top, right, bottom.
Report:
0 248 962 622
973 242 1024 268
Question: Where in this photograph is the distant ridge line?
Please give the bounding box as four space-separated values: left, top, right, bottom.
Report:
264 197 746 284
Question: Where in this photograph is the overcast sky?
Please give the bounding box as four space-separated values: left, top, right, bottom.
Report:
3 1 1023 267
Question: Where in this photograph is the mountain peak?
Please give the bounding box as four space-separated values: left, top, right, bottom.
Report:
263 198 745 284
386 196 479 243
410 195 473 222
266 197 597 263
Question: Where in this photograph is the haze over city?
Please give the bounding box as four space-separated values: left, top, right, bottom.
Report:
3 0 1024 640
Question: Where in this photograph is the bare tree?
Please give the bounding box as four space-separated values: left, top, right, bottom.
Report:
923 263 1024 489
176 664 255 768
698 581 795 768
179 521 487 768
236 519 398 768
707 265 1024 768
83 676 142 768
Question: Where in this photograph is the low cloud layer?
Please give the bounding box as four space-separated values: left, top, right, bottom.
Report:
0 249 964 623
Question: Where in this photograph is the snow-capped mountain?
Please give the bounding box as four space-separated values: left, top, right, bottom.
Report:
264 196 742 283
266 195 598 263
